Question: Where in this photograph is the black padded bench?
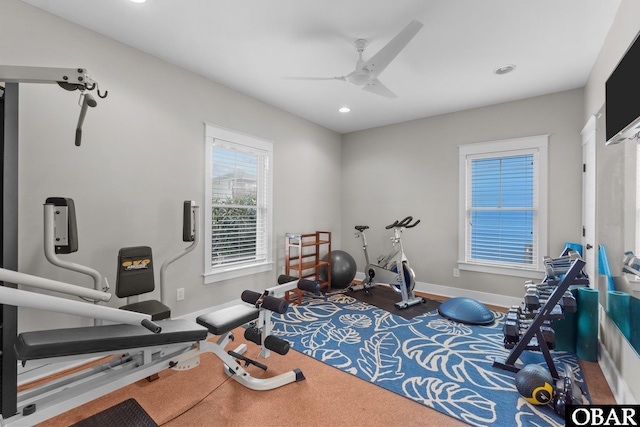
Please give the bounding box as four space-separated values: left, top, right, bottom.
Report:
15 319 208 361
196 304 259 336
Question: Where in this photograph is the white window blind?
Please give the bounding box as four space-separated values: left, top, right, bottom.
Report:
466 153 537 266
204 124 273 283
211 141 268 267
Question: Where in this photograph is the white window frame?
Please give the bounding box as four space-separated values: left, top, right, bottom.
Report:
204 123 273 284
458 135 548 278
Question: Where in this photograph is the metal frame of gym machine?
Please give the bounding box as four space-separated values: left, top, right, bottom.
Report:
0 67 305 425
0 65 105 419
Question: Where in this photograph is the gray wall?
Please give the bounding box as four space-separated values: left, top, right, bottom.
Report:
583 0 640 404
3 0 342 332
341 88 585 299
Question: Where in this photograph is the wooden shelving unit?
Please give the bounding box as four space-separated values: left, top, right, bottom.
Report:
284 231 331 304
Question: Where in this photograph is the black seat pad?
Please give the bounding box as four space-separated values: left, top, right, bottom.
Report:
197 304 259 336
120 300 171 321
15 319 208 361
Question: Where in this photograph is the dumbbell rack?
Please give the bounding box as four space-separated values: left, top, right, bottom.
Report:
493 257 587 379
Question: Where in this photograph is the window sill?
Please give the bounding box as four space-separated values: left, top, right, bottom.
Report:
204 261 273 284
457 261 545 280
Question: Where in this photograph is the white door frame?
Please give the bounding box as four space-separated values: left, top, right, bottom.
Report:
581 115 597 286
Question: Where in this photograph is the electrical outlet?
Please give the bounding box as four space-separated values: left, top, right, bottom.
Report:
453 268 460 278
177 288 185 301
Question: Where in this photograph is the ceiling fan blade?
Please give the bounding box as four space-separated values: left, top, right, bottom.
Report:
283 76 346 81
364 20 423 77
363 78 397 99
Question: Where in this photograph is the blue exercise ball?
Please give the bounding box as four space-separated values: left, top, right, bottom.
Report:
319 250 357 289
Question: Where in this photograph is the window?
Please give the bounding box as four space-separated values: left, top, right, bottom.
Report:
458 135 548 277
204 124 273 283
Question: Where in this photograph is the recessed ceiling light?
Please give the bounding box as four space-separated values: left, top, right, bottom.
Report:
130 0 146 3
338 107 351 113
494 64 516 75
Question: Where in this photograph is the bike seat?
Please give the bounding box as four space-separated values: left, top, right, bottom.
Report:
355 225 369 232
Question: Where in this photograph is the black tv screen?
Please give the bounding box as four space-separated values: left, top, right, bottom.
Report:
606 30 640 144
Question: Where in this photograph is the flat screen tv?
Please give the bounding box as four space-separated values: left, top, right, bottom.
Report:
606 30 640 145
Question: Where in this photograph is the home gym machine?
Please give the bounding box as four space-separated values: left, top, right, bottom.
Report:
0 65 107 147
44 197 111 326
0 269 303 426
351 216 425 309
43 198 201 323
1 65 107 419
115 200 201 321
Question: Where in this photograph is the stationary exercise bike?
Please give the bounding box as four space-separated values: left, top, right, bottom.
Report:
351 216 425 309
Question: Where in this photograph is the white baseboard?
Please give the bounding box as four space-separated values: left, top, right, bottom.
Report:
597 305 638 404
598 340 635 404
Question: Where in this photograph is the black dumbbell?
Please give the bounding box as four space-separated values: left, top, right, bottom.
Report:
503 319 520 344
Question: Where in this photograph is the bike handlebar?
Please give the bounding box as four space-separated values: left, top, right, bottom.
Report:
406 219 420 228
385 216 420 229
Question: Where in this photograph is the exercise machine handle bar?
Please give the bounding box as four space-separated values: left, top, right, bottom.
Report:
385 216 421 230
44 202 110 299
0 266 110 302
0 65 107 147
0 268 161 333
159 202 200 303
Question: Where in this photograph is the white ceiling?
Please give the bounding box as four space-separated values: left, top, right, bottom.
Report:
21 0 621 134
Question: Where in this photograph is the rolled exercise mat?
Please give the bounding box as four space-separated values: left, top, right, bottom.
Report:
553 288 578 352
576 286 599 362
598 244 615 291
607 290 630 340
630 296 640 352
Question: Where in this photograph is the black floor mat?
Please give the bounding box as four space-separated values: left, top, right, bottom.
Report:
71 399 158 427
345 285 441 320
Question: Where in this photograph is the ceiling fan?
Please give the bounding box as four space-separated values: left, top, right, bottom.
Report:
286 20 423 99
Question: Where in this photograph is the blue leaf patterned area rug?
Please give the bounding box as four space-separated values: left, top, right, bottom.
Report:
270 291 590 427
